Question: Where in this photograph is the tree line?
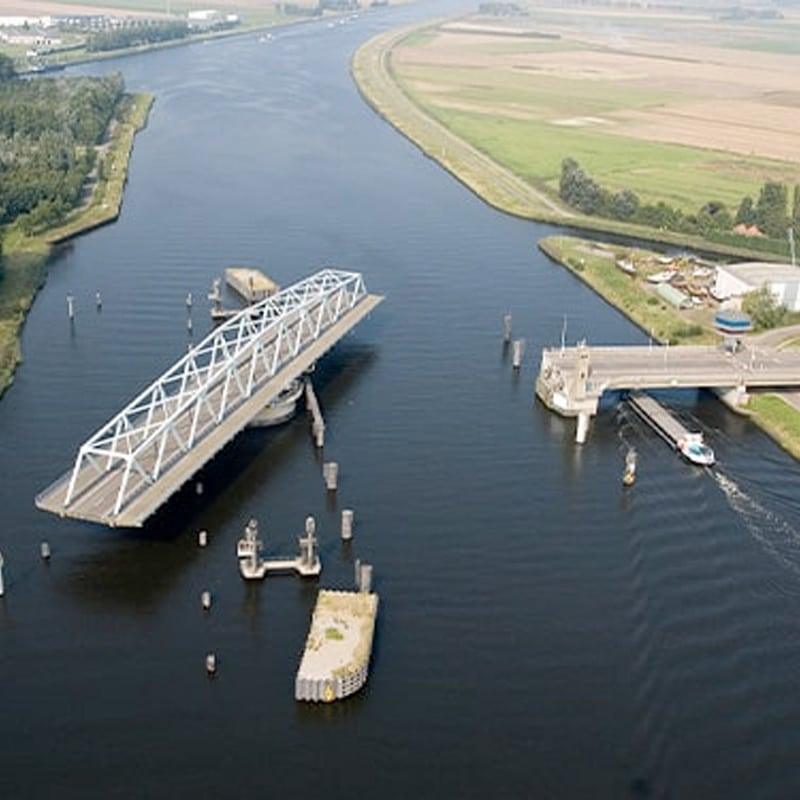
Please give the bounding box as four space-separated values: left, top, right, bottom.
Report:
559 158 799 254
87 22 189 53
0 67 124 235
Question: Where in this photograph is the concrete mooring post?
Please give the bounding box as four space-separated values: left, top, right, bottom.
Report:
341 509 354 541
575 412 590 445
67 293 75 320
354 558 361 588
198 530 208 547
323 462 339 491
186 292 193 309
512 338 525 370
95 291 102 310
40 542 51 561
201 590 212 611
359 563 373 593
502 313 512 343
0 550 4 597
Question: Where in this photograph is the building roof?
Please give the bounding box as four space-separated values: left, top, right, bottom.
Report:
655 283 690 308
719 262 800 286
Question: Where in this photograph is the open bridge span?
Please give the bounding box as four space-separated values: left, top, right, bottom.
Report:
36 269 383 527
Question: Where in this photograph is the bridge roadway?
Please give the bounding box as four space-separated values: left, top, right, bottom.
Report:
556 344 800 393
37 270 382 528
536 341 800 423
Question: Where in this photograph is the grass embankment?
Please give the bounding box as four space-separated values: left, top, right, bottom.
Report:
351 21 798 261
0 92 152 397
538 235 717 345
747 394 800 461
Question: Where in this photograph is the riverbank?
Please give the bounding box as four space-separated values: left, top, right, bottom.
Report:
19 8 367 74
0 91 153 397
538 236 717 345
539 234 800 459
351 22 793 263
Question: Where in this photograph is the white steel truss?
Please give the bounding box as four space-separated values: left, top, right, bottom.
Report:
63 268 367 515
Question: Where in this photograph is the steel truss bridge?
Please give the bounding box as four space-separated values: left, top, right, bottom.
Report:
36 269 383 527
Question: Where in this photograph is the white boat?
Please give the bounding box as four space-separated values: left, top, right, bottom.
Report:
677 433 715 466
616 258 636 276
646 270 676 284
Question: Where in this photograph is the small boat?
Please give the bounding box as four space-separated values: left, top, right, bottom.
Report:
677 433 715 466
616 258 636 276
622 448 637 487
646 270 676 284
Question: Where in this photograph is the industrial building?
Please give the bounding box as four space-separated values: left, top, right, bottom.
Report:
713 262 800 310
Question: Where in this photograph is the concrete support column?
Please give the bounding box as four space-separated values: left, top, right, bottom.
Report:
575 412 590 445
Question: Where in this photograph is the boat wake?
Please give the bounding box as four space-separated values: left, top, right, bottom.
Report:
715 471 800 578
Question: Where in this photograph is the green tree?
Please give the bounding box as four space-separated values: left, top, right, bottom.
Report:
0 53 15 82
742 286 788 329
756 182 789 238
735 196 757 226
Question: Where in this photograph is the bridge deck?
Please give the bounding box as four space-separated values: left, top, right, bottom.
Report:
36 294 382 528
548 344 800 391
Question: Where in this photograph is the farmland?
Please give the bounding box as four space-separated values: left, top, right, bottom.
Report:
386 11 800 217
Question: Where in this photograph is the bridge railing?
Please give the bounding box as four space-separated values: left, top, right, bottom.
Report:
64 268 367 515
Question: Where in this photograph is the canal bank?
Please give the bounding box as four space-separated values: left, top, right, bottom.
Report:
3 5 800 799
0 91 153 397
351 21 791 263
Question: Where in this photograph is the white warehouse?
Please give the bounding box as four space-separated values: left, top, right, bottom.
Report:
713 262 800 311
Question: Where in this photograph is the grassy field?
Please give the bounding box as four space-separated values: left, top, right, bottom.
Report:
0 91 152 398
748 394 800 461
538 236 718 345
391 16 800 215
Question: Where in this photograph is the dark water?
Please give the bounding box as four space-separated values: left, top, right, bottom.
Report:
2 4 800 798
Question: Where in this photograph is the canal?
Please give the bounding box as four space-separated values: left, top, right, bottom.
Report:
2 2 800 797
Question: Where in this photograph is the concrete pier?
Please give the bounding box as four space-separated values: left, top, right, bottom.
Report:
248 380 303 428
237 516 321 580
295 590 379 703
304 378 326 448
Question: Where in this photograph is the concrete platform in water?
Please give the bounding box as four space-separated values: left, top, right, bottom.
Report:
225 266 279 303
237 517 321 579
295 590 379 703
